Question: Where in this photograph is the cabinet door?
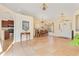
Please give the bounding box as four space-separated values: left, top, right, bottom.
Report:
2 21 9 27
4 31 10 40
8 20 14 27
2 20 14 27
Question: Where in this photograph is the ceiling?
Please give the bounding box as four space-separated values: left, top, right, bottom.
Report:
1 3 79 20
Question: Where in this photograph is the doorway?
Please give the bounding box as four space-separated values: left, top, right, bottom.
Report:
1 20 14 52
60 21 72 38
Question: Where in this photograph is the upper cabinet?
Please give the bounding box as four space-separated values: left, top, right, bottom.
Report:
2 20 14 27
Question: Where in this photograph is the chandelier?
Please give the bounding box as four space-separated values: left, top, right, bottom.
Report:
41 3 48 11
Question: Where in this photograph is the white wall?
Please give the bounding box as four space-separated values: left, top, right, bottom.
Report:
14 14 34 42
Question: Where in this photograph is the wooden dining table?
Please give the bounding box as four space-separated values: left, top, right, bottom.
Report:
35 29 48 37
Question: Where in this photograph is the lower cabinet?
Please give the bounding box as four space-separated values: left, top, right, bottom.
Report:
4 30 10 40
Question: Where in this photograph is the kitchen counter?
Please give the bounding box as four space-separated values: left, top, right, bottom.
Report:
2 27 14 30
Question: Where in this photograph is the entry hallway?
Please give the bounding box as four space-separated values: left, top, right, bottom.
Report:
3 36 79 56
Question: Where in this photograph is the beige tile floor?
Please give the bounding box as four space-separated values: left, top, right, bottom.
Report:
3 36 79 56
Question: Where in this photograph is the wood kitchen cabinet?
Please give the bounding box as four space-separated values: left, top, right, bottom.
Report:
2 20 14 40
4 30 10 40
2 20 14 27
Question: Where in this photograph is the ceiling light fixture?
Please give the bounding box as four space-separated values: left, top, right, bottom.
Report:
42 3 48 11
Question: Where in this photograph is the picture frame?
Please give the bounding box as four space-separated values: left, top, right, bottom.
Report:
22 21 29 31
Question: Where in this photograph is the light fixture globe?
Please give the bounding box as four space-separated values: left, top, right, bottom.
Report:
42 3 48 11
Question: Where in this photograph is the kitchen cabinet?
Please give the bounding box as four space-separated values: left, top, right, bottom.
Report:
2 20 14 40
2 20 14 27
4 30 10 40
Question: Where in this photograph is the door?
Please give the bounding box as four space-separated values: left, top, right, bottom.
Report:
60 21 72 38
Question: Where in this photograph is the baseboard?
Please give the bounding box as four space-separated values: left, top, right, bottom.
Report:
15 38 33 43
55 36 71 39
